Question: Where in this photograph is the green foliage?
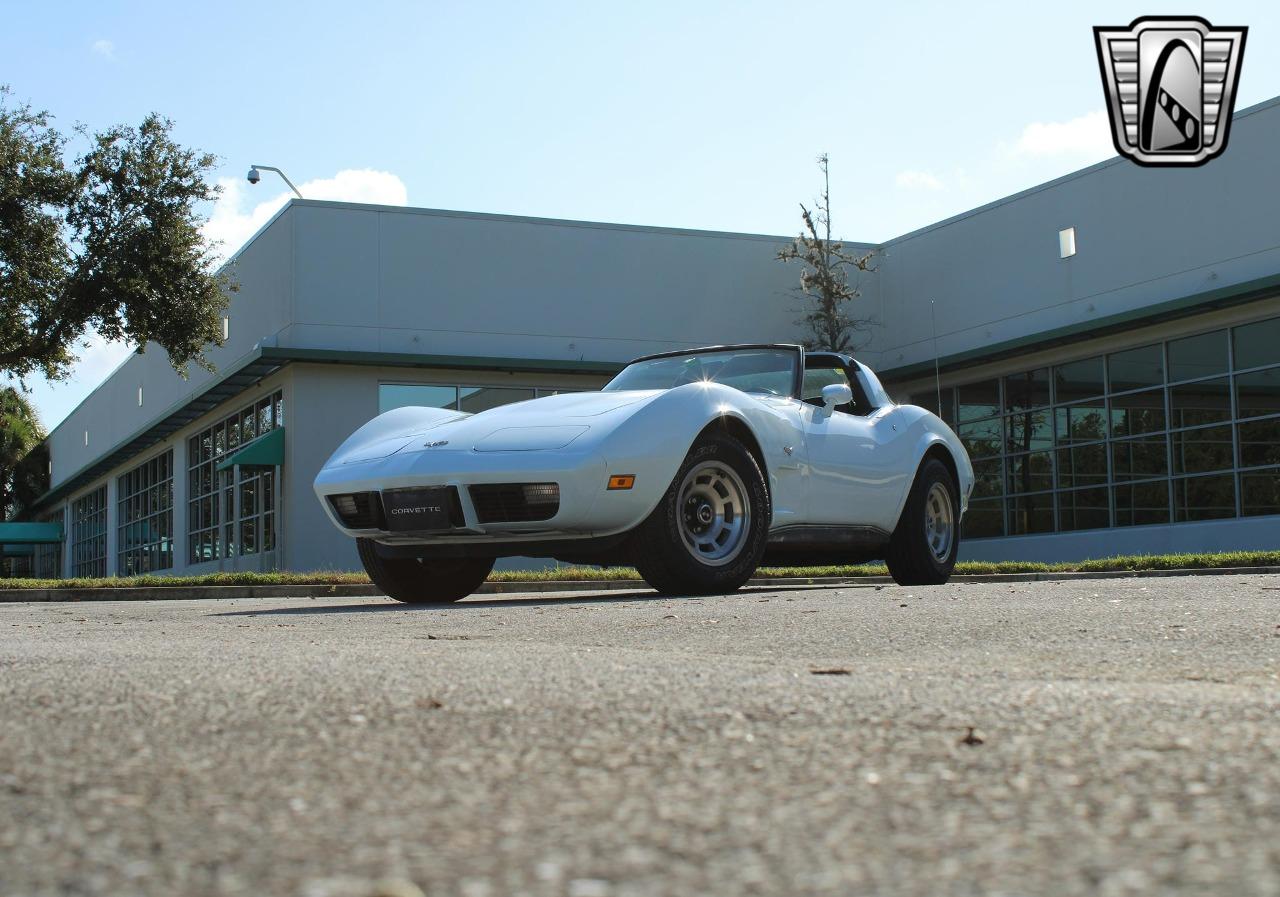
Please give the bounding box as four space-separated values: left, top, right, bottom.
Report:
1 551 1278 589
0 386 45 519
0 86 231 382
776 154 877 352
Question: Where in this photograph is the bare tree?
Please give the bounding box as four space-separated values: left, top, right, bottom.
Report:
776 154 877 352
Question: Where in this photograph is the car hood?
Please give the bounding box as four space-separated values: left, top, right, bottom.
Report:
348 390 664 462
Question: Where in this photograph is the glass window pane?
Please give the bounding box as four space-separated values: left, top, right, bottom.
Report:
1007 494 1054 534
1173 474 1236 521
1233 317 1280 370
458 387 536 413
957 380 1000 422
1238 417 1280 468
241 518 257 555
1006 452 1053 494
963 499 1003 538
1234 367 1280 419
1055 402 1107 444
1108 344 1164 392
1171 425 1233 475
958 418 1003 458
1058 487 1110 531
1168 330 1228 382
1054 356 1105 403
909 389 954 423
1240 470 1280 517
1006 410 1053 453
1057 443 1108 488
1114 481 1170 527
1111 435 1169 481
378 384 458 414
971 458 1003 498
1169 377 1231 427
1110 389 1165 436
803 366 850 404
1003 368 1050 413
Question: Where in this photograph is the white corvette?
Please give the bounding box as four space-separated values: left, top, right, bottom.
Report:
315 344 974 602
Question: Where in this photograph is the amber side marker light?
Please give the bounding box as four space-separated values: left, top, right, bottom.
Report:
607 474 636 490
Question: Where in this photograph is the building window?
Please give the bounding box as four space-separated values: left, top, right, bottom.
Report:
117 451 174 576
911 313 1280 539
34 508 64 579
378 383 576 415
187 390 283 564
71 486 108 578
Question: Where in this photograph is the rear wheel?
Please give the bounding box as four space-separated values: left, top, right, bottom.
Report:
884 458 959 586
631 432 770 595
357 538 494 604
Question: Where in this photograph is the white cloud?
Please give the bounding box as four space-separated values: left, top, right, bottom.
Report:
1010 109 1114 160
895 169 945 191
91 39 115 61
202 168 409 262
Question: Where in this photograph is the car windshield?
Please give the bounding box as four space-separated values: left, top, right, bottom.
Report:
603 348 798 396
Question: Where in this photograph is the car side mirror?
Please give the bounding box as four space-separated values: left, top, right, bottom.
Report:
821 383 853 408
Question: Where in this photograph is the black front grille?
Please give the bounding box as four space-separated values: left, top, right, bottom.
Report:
328 492 385 529
469 483 560 524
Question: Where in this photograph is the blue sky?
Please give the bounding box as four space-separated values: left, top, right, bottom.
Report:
5 0 1279 429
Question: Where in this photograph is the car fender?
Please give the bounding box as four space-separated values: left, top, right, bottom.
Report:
889 404 974 530
588 382 805 534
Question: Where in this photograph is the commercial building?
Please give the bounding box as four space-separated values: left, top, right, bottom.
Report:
20 95 1280 576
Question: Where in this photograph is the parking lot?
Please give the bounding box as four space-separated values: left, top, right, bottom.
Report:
1 574 1278 897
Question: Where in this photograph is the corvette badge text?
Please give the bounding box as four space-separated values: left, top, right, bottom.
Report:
1094 16 1247 166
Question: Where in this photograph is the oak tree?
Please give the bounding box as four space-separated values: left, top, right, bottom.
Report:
0 87 231 383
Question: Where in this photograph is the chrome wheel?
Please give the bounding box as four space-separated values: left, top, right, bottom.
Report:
924 482 954 562
677 460 751 566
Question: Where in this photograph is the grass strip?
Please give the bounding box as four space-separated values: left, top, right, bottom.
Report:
1 550 1278 590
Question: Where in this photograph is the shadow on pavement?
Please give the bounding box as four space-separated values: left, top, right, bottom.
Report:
207 583 858 616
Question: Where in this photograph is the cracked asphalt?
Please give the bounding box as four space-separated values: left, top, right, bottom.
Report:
1 574 1279 897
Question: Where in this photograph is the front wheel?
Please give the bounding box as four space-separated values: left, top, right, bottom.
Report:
631 432 770 595
884 458 960 586
357 538 494 604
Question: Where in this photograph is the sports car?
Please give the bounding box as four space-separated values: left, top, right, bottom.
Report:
315 344 974 602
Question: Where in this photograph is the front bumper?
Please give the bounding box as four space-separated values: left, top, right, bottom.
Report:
314 447 655 545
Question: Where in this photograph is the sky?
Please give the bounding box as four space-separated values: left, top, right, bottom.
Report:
4 0 1279 430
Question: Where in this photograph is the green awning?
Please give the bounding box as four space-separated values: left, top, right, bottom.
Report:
0 522 64 544
217 427 285 472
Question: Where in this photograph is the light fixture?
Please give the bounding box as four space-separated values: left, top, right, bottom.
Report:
1059 227 1077 259
246 164 303 199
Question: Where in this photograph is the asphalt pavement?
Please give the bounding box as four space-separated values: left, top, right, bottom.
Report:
1 575 1278 897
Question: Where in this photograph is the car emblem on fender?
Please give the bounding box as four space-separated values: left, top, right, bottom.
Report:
1094 16 1247 167
423 439 449 448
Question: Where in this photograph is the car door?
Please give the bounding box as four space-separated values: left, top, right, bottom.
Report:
799 355 912 532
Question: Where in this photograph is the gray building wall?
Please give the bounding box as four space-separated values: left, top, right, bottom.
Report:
866 96 1280 375
275 202 823 362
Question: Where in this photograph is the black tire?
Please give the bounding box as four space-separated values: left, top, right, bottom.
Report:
631 431 770 596
357 538 494 604
884 457 960 586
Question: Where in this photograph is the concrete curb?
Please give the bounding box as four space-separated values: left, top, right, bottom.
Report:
0 565 1277 603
